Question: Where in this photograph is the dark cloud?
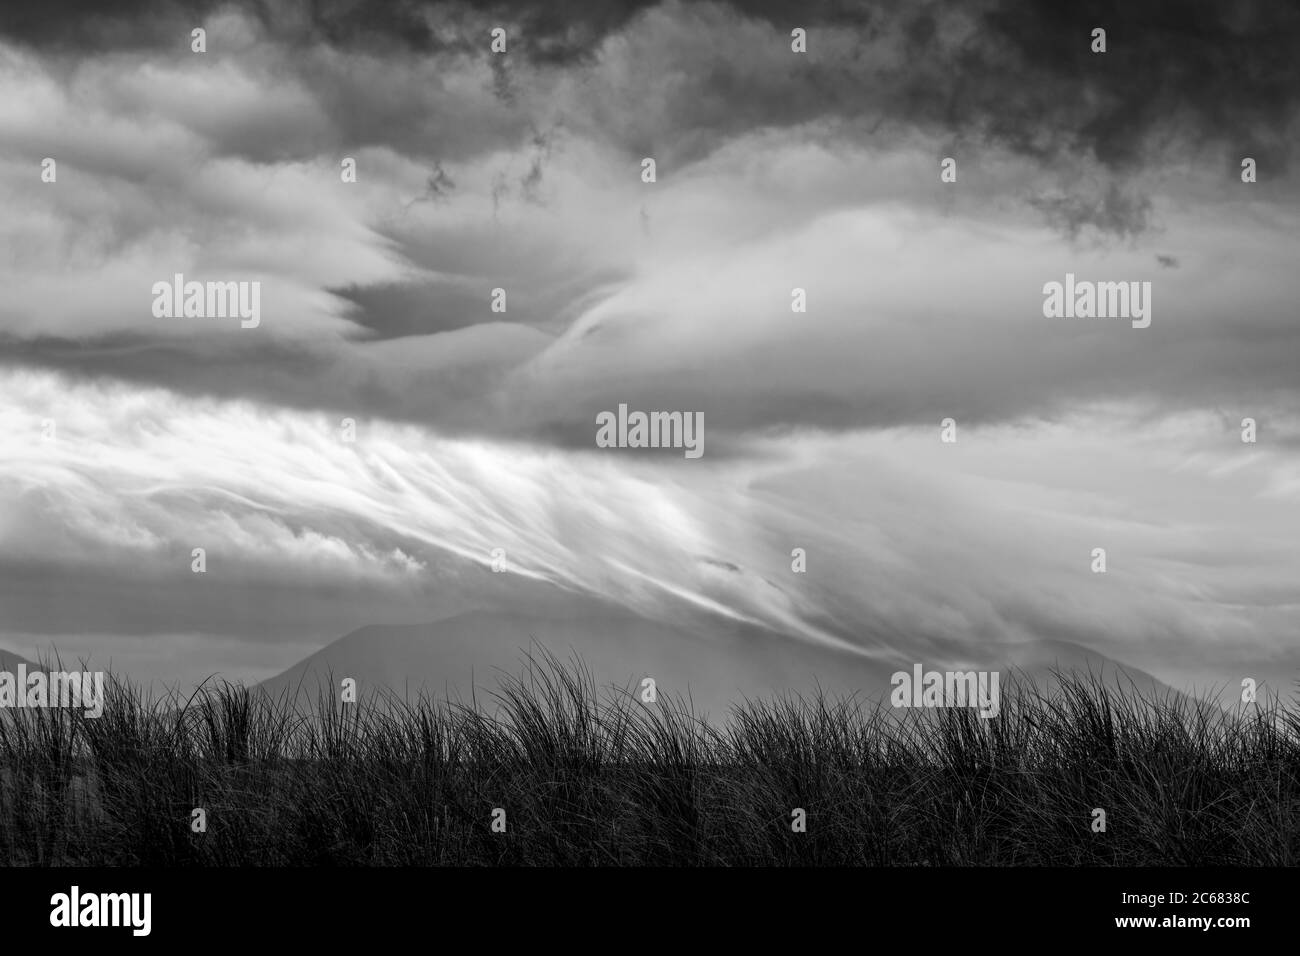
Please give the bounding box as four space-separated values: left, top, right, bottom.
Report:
6 0 1297 175
0 0 662 58
0 0 213 50
1028 182 1153 240
982 0 1300 171
332 281 489 339
410 163 455 205
4 0 1299 449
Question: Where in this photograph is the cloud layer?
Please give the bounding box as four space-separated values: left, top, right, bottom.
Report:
1 0 1297 691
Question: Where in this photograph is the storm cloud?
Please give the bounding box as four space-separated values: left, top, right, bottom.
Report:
1 0 1297 692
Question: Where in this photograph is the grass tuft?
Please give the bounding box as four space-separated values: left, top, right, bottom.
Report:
0 652 1295 865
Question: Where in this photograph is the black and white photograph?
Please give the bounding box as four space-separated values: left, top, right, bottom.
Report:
0 0 1295 939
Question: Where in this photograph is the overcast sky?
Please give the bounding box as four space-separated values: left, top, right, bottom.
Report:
1 0 1297 691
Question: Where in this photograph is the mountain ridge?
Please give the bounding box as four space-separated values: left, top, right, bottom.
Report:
257 604 1191 719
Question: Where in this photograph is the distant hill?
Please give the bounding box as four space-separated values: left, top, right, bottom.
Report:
0 646 39 671
258 602 1189 721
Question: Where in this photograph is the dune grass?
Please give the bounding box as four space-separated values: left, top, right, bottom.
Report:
0 649 1296 866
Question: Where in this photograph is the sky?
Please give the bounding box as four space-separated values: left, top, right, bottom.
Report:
0 0 1297 692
